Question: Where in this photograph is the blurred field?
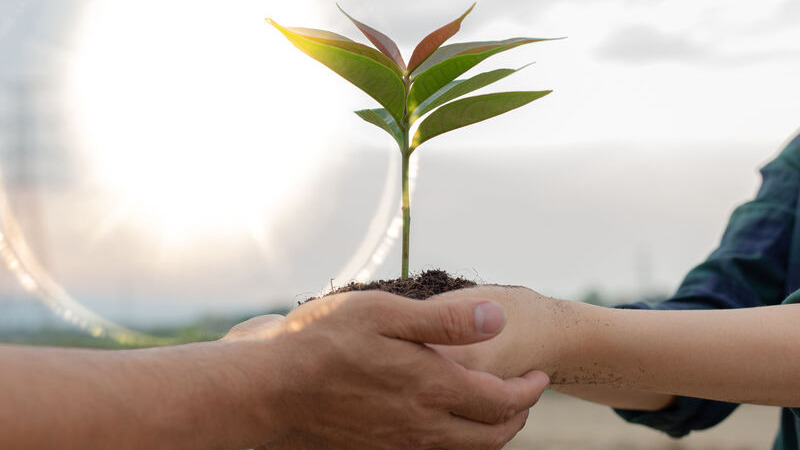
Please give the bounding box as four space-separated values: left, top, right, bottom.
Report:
507 391 779 450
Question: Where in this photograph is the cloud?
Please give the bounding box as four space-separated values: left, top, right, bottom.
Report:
743 0 800 35
595 22 800 66
596 25 711 64
772 0 800 27
322 1 798 68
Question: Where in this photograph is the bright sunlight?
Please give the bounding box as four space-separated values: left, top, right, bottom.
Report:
66 1 342 246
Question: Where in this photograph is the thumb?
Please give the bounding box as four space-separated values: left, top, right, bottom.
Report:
378 297 507 345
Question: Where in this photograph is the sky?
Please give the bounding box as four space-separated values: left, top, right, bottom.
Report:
284 0 800 148
0 0 799 329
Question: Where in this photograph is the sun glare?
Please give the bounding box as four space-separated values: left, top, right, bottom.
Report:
67 1 341 246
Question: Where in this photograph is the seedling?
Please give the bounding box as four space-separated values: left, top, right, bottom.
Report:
267 3 555 279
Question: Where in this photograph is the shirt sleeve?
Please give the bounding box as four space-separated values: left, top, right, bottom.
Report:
613 134 800 437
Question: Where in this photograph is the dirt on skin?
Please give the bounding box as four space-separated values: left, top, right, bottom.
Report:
306 273 781 449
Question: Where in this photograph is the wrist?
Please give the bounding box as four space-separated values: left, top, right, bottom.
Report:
205 338 290 446
530 297 605 384
138 339 289 449
495 289 582 378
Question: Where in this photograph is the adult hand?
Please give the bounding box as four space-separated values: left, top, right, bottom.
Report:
257 290 549 450
0 290 548 450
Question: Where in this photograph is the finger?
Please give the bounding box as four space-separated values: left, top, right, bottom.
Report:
436 408 531 450
444 368 549 424
375 296 507 345
513 370 551 409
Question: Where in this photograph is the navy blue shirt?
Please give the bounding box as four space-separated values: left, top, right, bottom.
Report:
613 131 800 448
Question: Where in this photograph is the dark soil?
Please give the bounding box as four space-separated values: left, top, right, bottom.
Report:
310 269 477 302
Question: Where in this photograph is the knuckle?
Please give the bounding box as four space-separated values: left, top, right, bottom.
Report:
438 305 469 342
485 396 517 424
496 408 517 426
499 398 519 422
416 382 459 409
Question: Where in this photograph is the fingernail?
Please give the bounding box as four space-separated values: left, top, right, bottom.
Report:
475 301 506 335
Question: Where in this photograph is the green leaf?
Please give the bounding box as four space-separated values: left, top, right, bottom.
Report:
287 27 355 42
337 4 406 71
411 91 551 151
410 40 495 78
406 3 475 75
410 38 555 79
406 38 548 113
268 19 406 123
354 108 404 149
283 25 404 78
410 64 532 122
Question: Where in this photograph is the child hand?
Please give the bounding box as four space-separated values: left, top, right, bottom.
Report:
428 286 564 380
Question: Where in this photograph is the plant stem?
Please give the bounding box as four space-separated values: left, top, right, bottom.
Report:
401 74 411 280
401 149 410 279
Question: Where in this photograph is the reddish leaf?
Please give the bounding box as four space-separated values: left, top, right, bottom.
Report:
337 4 406 72
406 3 476 75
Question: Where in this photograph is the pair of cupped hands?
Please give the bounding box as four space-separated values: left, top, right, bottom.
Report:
224 285 560 450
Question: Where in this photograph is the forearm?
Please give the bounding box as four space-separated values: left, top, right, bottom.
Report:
0 341 283 450
550 385 675 411
539 300 800 407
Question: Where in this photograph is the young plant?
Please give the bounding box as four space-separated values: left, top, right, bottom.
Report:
267 3 555 279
